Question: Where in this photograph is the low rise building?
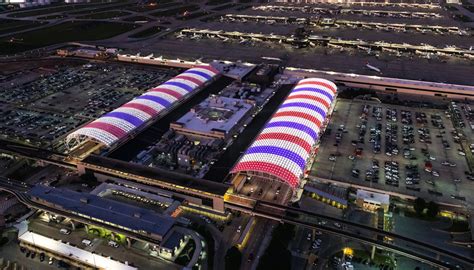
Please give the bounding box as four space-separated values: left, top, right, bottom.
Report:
355 189 390 212
171 95 254 141
159 230 189 260
29 185 176 242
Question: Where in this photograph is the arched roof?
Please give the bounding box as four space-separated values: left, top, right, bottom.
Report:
66 65 219 147
231 78 337 189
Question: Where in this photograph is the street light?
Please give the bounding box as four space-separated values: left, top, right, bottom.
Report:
343 247 354 258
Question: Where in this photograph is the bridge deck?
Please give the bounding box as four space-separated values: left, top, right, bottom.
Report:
84 155 230 196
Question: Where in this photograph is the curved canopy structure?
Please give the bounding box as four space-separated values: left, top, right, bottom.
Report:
66 65 219 148
231 78 337 189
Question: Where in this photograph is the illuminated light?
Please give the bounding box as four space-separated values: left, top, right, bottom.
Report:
66 66 219 147
231 78 337 189
343 247 354 256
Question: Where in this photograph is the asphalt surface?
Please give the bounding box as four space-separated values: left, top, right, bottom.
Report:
312 99 474 207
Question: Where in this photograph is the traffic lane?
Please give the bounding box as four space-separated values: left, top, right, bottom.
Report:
242 218 271 270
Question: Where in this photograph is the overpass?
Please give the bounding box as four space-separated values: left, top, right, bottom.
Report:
224 198 474 269
0 139 230 212
1 177 472 269
1 140 474 266
0 178 164 248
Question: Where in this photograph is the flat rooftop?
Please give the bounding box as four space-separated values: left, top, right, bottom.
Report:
84 155 231 195
357 189 390 205
19 230 136 270
211 60 256 80
172 96 253 137
29 185 175 237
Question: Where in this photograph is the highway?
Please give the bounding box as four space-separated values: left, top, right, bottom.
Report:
0 139 75 170
250 201 474 269
0 174 472 269
0 139 230 199
0 140 473 267
224 200 473 269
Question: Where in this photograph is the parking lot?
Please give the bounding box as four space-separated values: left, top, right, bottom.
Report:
311 99 473 205
25 216 179 269
0 59 177 148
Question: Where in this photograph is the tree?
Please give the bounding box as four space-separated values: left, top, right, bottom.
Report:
413 198 426 216
426 201 440 218
225 246 242 270
257 223 295 270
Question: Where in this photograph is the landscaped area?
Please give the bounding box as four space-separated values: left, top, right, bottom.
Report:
77 10 131 19
66 2 134 15
129 26 162 38
126 1 178 12
175 239 196 265
0 21 137 55
8 3 105 18
150 4 199 17
0 19 46 35
37 14 66 20
123 15 154 22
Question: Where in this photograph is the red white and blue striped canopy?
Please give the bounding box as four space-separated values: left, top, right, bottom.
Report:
67 65 219 147
231 78 337 189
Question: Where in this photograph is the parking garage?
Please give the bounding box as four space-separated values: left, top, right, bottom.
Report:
231 78 337 203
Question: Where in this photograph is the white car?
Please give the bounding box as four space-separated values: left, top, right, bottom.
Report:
81 239 93 246
108 241 119 248
59 228 71 235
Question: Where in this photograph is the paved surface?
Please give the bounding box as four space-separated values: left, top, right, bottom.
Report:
27 218 179 269
108 37 474 86
393 212 474 259
312 99 473 207
0 237 58 270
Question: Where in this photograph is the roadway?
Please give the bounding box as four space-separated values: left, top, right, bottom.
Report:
0 177 165 249
0 139 230 198
1 173 471 269
1 138 474 267
225 200 474 269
